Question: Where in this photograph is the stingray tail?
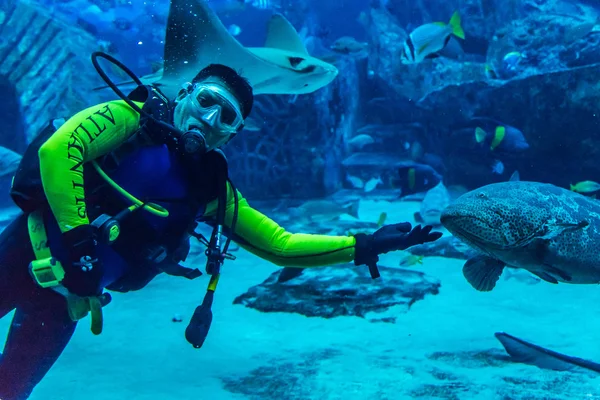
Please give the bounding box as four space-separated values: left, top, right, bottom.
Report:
495 331 600 374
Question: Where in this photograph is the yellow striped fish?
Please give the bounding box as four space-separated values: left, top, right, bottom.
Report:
401 11 465 64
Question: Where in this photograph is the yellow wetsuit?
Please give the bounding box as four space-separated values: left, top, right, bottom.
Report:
38 100 356 268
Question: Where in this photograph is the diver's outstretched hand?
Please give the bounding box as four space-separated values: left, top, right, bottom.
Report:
353 223 442 267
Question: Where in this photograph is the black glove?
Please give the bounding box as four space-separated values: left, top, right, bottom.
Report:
61 224 104 297
354 223 443 278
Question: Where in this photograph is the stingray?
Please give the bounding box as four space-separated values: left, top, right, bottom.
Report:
495 332 600 374
96 0 338 97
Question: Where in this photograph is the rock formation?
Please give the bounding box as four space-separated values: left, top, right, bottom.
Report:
233 264 441 323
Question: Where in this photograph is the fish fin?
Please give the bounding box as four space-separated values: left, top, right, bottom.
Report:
495 126 506 138
277 267 305 283
264 14 309 55
539 220 589 241
424 52 441 59
495 331 600 373
437 35 464 60
475 127 487 143
414 212 424 223
344 201 360 219
408 168 416 190
530 236 574 283
529 271 559 284
490 126 506 150
443 35 451 47
543 264 573 282
509 171 520 182
448 11 465 40
377 212 387 226
558 220 589 229
462 255 505 291
570 184 576 191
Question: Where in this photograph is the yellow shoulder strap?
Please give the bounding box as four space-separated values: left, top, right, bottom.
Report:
27 210 65 287
27 210 106 335
28 210 51 260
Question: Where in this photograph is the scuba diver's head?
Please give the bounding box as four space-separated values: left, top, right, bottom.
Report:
174 64 254 152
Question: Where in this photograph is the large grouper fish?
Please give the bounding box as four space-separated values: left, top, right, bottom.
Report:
440 181 600 291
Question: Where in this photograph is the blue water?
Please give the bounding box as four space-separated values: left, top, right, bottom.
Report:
2 0 600 398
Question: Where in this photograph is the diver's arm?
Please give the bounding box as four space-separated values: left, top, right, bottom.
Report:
38 100 143 233
203 183 356 267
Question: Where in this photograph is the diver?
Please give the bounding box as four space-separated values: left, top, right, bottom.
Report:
0 56 442 399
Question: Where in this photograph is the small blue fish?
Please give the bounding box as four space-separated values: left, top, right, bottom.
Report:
393 162 443 195
228 24 242 36
346 174 364 189
248 0 272 9
471 117 529 153
401 11 465 64
364 176 382 192
491 160 504 175
502 51 523 72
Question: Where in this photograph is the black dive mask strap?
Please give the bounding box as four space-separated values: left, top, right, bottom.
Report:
204 151 237 275
128 85 184 152
92 52 207 157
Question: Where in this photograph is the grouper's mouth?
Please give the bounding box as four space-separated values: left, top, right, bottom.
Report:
443 216 509 252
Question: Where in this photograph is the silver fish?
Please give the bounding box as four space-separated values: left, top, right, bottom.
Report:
401 11 465 64
414 182 450 226
346 174 364 189
364 177 382 193
288 199 360 223
330 36 369 55
347 134 374 150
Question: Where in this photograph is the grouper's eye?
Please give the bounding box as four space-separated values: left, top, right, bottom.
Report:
477 192 487 199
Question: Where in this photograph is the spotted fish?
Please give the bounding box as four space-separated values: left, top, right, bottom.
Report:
440 181 600 291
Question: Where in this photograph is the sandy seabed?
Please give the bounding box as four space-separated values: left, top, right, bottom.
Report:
2 200 600 399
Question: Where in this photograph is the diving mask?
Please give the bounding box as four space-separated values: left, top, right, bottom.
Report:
189 82 245 134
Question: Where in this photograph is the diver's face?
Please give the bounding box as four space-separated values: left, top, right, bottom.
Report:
173 79 244 151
